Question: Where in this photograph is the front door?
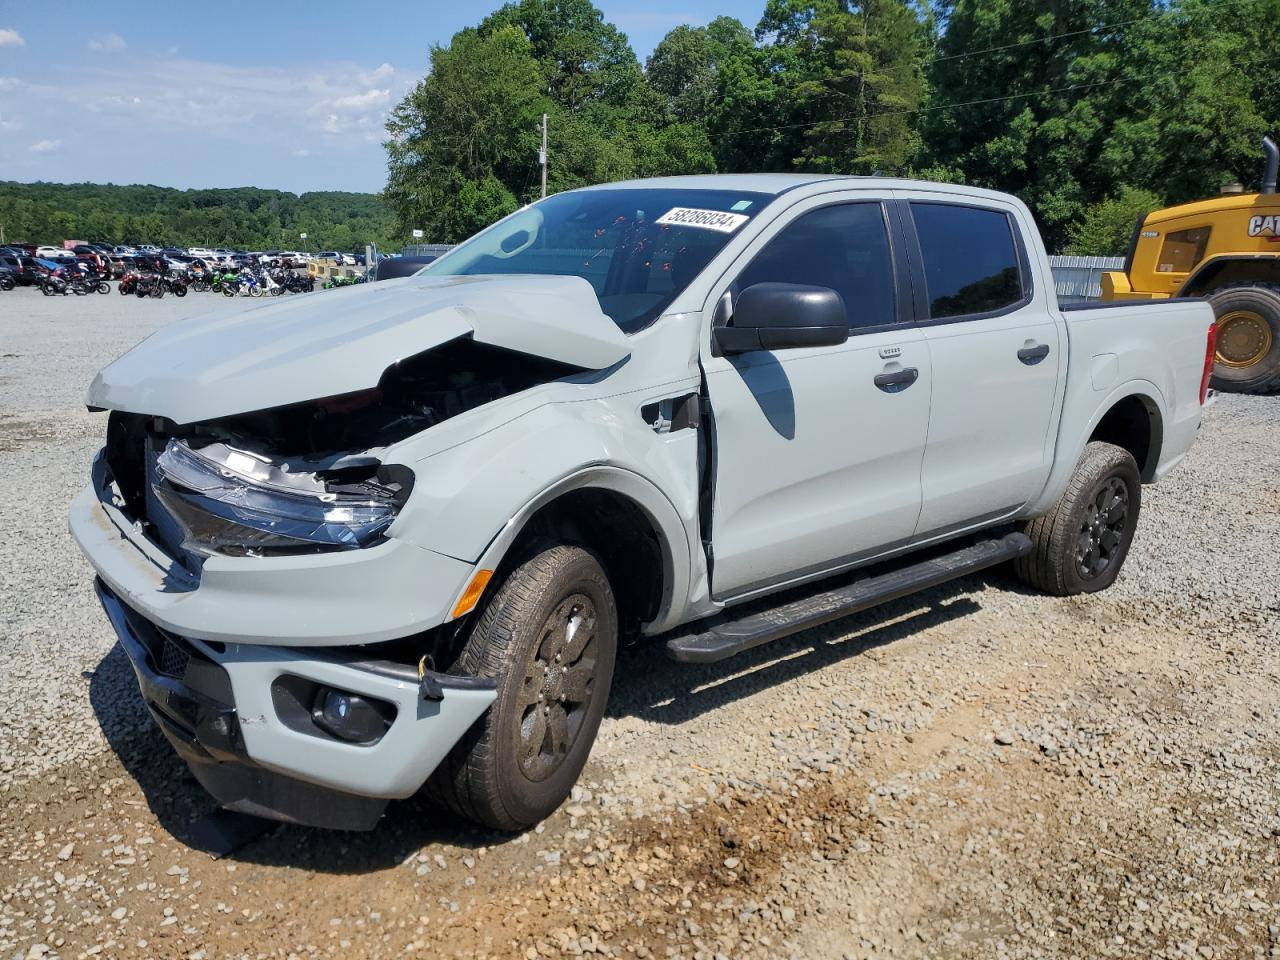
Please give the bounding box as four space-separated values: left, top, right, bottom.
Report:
701 196 932 600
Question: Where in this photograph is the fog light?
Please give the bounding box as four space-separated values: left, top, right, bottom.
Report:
311 687 393 744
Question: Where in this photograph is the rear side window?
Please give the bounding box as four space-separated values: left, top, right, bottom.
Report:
1158 226 1210 273
910 203 1025 319
735 202 896 330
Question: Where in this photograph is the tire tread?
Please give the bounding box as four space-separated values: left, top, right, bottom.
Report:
1207 282 1280 395
1015 441 1140 596
428 545 609 830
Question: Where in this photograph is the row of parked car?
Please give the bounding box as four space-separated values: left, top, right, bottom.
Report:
0 243 364 286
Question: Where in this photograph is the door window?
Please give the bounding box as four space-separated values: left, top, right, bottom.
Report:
735 203 896 330
910 203 1025 319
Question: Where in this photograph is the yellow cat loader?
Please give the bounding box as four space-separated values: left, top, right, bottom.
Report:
1103 136 1280 393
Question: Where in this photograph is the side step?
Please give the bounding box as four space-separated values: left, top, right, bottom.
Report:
666 532 1032 664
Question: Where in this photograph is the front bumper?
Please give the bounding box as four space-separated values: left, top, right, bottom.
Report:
70 453 476 648
73 455 498 828
96 578 496 828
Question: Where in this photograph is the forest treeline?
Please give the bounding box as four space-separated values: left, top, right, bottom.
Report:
0 182 399 252
5 0 1278 255
385 0 1280 253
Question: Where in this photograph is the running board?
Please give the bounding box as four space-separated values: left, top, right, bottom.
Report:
666 532 1032 664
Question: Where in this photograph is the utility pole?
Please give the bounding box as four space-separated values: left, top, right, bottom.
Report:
540 113 548 200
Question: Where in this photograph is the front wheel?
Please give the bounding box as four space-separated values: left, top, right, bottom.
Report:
428 545 618 830
96 281 110 294
1014 441 1141 596
172 284 187 298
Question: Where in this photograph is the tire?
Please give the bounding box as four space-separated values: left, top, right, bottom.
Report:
1015 441 1142 596
97 281 109 295
428 544 618 830
41 282 54 296
172 284 187 298
222 287 235 298
1206 283 1280 394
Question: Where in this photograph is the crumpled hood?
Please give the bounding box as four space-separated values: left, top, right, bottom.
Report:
86 273 631 424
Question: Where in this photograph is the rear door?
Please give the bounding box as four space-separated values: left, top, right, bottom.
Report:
894 193 1064 537
701 193 932 599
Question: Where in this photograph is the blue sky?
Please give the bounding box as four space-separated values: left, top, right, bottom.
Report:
0 1 762 194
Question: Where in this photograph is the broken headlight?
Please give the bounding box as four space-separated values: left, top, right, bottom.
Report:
150 439 410 557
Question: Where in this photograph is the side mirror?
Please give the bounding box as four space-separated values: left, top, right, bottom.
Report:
713 282 850 355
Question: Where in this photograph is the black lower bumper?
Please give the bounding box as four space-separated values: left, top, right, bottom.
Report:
95 579 387 830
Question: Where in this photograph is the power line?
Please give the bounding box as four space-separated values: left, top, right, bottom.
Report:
926 15 1151 67
921 0 1262 70
791 0 1262 110
725 52 1272 140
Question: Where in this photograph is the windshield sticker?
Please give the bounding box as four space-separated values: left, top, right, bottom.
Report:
731 199 754 211
655 207 750 233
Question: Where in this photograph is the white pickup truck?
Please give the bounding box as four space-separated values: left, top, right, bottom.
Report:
71 175 1215 832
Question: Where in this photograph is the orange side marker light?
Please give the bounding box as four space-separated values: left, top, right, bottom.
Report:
451 569 494 619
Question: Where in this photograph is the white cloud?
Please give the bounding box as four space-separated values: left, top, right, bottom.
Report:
88 33 127 53
293 148 311 157
0 55 412 188
332 88 390 112
0 77 20 91
0 29 24 48
28 138 62 153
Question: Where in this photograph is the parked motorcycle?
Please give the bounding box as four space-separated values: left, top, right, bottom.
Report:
69 275 110 295
134 274 167 299
41 273 70 296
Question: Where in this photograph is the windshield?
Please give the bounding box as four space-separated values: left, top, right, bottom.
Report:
422 188 770 333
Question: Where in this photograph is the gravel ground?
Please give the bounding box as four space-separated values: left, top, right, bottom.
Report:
2 284 1279 960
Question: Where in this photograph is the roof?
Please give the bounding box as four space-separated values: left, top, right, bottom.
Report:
574 173 1015 201
1146 192 1280 224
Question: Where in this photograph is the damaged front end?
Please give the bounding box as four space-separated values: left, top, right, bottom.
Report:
103 338 575 570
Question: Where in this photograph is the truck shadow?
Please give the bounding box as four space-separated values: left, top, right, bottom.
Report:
609 573 994 726
86 569 1010 873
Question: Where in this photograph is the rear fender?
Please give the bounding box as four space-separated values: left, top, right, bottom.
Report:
1023 381 1167 517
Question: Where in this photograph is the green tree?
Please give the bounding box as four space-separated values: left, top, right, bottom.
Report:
384 25 548 240
1065 185 1161 256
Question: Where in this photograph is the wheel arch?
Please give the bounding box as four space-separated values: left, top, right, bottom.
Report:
1087 391 1164 483
1176 254 1280 297
1027 380 1168 518
457 467 692 636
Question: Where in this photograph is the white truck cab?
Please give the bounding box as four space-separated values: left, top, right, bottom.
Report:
71 175 1215 831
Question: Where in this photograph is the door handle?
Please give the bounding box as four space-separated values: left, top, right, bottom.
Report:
1017 343 1051 365
873 367 919 393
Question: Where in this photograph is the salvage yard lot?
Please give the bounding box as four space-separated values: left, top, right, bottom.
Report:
2 285 1280 959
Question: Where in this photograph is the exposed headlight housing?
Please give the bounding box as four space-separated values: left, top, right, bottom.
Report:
150 439 411 557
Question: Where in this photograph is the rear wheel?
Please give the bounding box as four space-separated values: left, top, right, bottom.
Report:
1206 283 1280 394
1014 441 1142 596
428 544 617 830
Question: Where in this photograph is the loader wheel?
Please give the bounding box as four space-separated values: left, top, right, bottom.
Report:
1206 283 1280 394
428 544 617 831
1014 441 1141 597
